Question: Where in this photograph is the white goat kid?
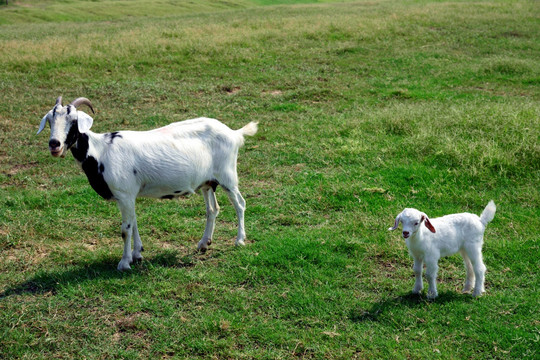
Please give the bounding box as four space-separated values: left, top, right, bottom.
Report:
38 97 258 271
388 201 496 299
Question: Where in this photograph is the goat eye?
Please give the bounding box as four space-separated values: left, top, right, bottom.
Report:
414 222 418 226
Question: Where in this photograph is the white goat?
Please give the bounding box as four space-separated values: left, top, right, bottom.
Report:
37 97 258 271
388 201 496 299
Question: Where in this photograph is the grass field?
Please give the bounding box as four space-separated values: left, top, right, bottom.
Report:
0 0 539 358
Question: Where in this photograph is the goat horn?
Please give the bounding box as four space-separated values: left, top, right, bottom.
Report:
70 97 95 114
55 96 63 106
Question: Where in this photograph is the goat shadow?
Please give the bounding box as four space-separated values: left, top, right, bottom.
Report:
0 250 198 299
349 291 476 323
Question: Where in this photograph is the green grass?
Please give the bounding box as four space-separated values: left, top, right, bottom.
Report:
1 0 539 358
0 0 351 25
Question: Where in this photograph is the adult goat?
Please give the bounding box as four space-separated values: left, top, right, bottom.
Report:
38 96 258 270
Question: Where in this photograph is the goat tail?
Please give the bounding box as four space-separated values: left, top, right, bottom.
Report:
238 122 258 137
480 200 496 227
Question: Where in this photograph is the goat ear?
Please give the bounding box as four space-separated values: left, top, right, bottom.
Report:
37 112 50 135
388 211 402 231
77 111 94 133
421 214 436 233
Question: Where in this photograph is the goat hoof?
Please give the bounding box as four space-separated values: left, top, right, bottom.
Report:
132 254 144 263
117 261 132 271
235 239 246 247
197 239 210 252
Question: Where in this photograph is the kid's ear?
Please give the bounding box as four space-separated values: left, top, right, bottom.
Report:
388 211 403 231
422 214 436 233
37 112 51 135
77 111 94 133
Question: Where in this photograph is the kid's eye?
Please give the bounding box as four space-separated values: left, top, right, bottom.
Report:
414 222 418 226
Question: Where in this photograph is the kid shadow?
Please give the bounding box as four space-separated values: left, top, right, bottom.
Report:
349 292 475 323
0 250 197 299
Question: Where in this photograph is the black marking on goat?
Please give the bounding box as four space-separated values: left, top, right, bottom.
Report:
127 224 131 230
69 130 115 201
69 124 86 161
207 180 219 192
173 190 190 196
133 169 138 175
196 180 219 193
65 122 80 151
66 105 72 115
106 132 123 145
122 231 126 240
161 195 175 200
82 157 115 200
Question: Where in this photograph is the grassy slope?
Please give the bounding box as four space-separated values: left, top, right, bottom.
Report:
0 0 251 24
0 0 539 358
0 0 351 25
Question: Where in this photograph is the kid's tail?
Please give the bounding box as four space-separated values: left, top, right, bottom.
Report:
239 121 258 137
480 200 496 227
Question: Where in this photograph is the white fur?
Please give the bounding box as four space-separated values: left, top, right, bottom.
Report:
38 99 257 271
388 201 496 299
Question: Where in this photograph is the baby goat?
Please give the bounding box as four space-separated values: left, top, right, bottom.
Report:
388 201 496 299
38 96 258 271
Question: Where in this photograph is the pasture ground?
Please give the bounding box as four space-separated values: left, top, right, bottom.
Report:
0 0 539 358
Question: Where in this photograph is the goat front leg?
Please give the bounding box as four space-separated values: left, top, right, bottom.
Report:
425 260 439 299
198 187 220 252
225 187 246 246
412 257 424 294
117 198 137 271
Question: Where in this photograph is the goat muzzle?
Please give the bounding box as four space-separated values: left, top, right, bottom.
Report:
49 139 64 157
50 149 64 157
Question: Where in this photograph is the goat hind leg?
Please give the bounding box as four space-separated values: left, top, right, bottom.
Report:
460 249 475 293
198 187 220 252
224 187 246 246
132 219 143 262
466 244 486 297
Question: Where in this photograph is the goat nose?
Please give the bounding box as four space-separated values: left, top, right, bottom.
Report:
49 139 61 149
403 231 409 238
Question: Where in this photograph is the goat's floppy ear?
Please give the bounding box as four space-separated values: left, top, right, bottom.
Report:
77 111 94 133
37 112 51 135
388 211 402 231
421 214 436 233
